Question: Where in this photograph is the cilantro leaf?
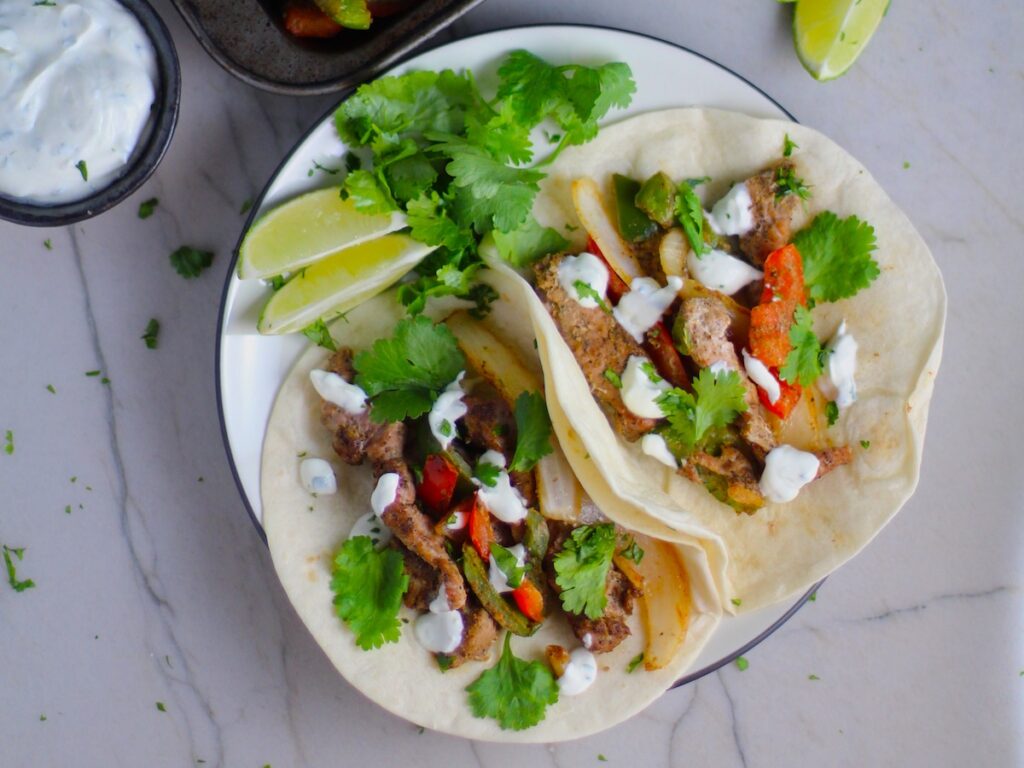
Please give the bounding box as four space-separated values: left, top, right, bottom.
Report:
475 458 501 488
75 160 88 181
343 169 398 214
574 280 611 314
3 545 35 592
330 537 408 650
675 181 710 256
138 198 158 219
554 523 616 618
302 319 337 351
169 246 214 279
491 217 569 268
490 543 525 588
793 212 880 302
509 391 553 472
396 247 483 315
466 632 558 731
405 192 473 252
603 368 622 388
465 102 534 166
353 317 465 422
779 305 824 386
825 400 839 426
656 368 748 454
627 653 644 673
618 535 644 564
774 164 810 201
4 429 13 455
783 133 798 158
141 318 160 350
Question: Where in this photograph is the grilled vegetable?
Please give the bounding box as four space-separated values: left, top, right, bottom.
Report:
462 545 538 636
614 174 658 242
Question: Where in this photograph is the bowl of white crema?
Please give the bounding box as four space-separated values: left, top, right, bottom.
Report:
0 0 180 226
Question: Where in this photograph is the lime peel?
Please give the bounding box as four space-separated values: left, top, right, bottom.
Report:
793 0 889 81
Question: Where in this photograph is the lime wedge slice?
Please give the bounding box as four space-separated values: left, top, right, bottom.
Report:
794 0 888 81
238 188 406 280
257 234 435 335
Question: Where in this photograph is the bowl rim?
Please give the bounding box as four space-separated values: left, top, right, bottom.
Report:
0 0 181 228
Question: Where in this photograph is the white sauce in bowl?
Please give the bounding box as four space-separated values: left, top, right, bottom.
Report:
0 0 157 204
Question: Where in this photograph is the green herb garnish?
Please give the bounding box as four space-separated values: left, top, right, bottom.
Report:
141 318 160 350
169 246 214 279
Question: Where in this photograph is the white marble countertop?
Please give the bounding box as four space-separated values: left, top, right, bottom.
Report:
1 0 1021 765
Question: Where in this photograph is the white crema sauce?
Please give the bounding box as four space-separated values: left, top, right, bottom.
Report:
687 249 763 296
557 647 598 696
759 445 820 503
742 349 780 405
557 252 609 309
0 0 157 203
620 355 669 419
708 182 755 236
414 583 464 654
299 458 337 495
428 372 467 450
641 433 677 468
474 450 528 524
613 275 684 342
310 369 368 414
818 321 858 409
488 543 527 594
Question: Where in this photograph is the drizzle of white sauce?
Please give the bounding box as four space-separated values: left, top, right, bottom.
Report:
742 349 780 405
428 372 467 450
370 472 400 518
708 182 755 236
299 458 337 495
620 355 670 419
310 369 368 414
687 249 763 295
557 648 598 696
759 445 820 503
474 450 529 524
641 433 678 468
488 543 527 594
414 583 464 654
612 276 684 342
557 252 609 309
818 321 858 409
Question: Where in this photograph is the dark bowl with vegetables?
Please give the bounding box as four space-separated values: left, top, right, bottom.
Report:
0 0 180 228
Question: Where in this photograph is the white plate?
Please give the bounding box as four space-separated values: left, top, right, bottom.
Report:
216 23 818 685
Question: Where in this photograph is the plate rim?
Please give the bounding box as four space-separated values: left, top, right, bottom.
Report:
214 21 814 689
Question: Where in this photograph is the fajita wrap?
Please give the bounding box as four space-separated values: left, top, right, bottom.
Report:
262 283 721 742
483 107 945 612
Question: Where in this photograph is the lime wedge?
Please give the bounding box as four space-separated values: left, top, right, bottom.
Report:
257 234 435 335
238 188 406 280
793 0 888 81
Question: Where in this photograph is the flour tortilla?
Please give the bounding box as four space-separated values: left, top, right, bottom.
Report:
261 284 721 742
484 108 946 613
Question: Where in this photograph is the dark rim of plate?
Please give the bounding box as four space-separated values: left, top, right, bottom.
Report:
214 22 810 688
0 0 181 227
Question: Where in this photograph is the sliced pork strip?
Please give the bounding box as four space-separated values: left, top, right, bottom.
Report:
448 602 499 668
815 445 853 479
738 161 801 266
682 446 765 511
462 391 536 506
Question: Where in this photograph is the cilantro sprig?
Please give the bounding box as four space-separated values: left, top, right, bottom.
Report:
353 317 465 423
553 523 617 619
509 391 553 472
490 543 525 588
779 305 824 386
466 632 558 731
656 368 748 455
330 536 409 650
3 545 35 593
302 319 337 351
793 212 880 302
675 180 710 256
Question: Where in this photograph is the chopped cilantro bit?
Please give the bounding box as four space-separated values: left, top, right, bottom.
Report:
141 318 160 350
808 674 820 681
627 653 644 673
75 160 88 181
266 275 287 291
598 756 608 763
156 702 166 712
808 591 817 602
490 543 525 588
675 180 710 256
793 212 879 303
574 280 611 314
353 317 465 423
169 246 214 279
3 430 12 455
39 714 46 721
735 656 749 671
474 459 501 488
640 361 662 384
657 368 747 454
46 384 56 394
3 545 35 592
774 165 810 201
239 198 253 215
43 239 52 250
509 391 553 472
492 216 569 268
825 400 839 426
34 1 57 5
301 319 336 351
783 133 799 157
780 305 824 387
618 535 644 564
343 169 399 215
439 419 453 437
554 523 616 618
731 597 742 607
436 654 454 672
85 370 100 377
101 377 110 385
604 368 622 388
330 537 408 650
860 440 871 449
685 176 711 187
64 505 71 515
138 198 158 219
903 161 911 169
466 632 558 731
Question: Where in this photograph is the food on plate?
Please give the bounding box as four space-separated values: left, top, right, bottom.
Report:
482 108 945 611
282 0 419 37
261 286 720 740
0 0 157 203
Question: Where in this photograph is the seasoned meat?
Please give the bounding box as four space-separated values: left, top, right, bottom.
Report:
395 544 439 612
738 162 800 266
682 446 765 511
534 253 658 442
815 445 853 479
463 391 537 506
319 348 385 465
448 603 499 668
565 568 638 654
679 298 776 456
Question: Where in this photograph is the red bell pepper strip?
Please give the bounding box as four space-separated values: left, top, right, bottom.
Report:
283 3 343 37
466 494 493 562
586 237 629 303
757 369 802 420
749 299 796 368
760 244 807 305
417 453 459 513
511 578 544 622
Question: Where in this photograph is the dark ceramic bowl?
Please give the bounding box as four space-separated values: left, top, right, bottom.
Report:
170 0 485 95
0 0 181 228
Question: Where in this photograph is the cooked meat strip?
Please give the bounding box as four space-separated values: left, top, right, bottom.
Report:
682 446 765 511
394 544 439 612
738 161 801 266
534 253 658 442
679 298 776 456
448 602 499 668
815 445 853 479
462 391 537 506
319 348 388 465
